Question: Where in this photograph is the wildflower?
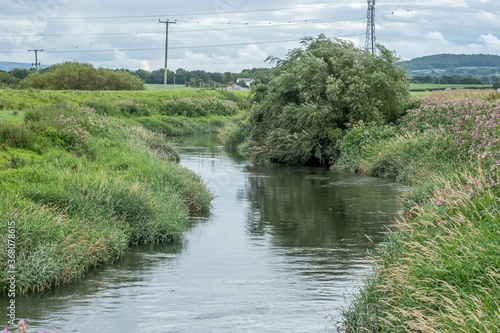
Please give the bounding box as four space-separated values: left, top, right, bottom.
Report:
18 320 28 332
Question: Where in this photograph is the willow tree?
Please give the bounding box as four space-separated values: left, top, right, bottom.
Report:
247 34 410 165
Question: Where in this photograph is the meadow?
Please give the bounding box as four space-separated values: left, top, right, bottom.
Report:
410 83 492 91
337 91 500 332
0 88 244 293
145 83 195 91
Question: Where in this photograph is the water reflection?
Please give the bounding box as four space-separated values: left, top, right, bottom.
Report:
244 164 404 250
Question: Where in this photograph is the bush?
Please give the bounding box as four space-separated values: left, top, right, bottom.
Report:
117 99 151 116
19 62 145 90
0 123 37 149
82 99 119 116
0 71 19 87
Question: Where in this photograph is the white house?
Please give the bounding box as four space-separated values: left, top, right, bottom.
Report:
236 78 254 86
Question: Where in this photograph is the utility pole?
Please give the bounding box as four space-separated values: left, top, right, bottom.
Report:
365 0 376 54
28 49 43 71
159 19 176 90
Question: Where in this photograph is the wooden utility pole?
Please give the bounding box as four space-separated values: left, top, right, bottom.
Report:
28 49 43 71
159 19 176 90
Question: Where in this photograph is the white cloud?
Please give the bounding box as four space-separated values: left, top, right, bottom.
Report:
479 33 500 51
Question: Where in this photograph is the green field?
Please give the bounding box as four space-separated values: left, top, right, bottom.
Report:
145 84 195 91
410 83 492 91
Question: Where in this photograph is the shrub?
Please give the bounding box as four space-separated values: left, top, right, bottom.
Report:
82 99 119 116
19 62 145 90
0 123 36 149
117 98 151 116
58 114 89 149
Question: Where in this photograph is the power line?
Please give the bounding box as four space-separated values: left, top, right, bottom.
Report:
378 1 500 15
0 17 365 38
379 16 500 33
0 35 366 55
0 3 365 21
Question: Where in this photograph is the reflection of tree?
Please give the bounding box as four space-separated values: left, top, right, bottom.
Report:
244 164 404 250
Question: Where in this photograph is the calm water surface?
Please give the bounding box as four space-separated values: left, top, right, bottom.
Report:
2 135 406 332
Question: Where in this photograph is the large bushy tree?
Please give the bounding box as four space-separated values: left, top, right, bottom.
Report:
247 34 410 165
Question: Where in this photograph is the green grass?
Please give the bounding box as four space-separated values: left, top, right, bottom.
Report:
0 98 217 294
145 84 195 91
0 109 25 124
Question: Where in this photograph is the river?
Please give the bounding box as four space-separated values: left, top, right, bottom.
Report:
2 134 406 332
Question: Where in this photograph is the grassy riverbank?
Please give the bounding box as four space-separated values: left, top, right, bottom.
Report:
0 89 244 293
336 93 500 332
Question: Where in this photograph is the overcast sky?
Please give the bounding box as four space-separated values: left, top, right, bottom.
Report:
1 0 499 72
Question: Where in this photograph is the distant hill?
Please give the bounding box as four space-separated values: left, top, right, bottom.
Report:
0 62 49 71
400 54 500 77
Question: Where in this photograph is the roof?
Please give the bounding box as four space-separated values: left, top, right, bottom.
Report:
225 83 249 91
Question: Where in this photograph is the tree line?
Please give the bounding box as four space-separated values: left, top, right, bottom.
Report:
410 74 500 86
133 67 274 86
400 54 500 70
0 63 275 89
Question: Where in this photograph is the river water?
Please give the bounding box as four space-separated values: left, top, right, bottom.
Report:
2 135 406 332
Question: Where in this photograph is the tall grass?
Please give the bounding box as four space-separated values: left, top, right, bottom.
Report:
135 115 229 136
338 97 500 332
340 173 500 332
0 102 213 293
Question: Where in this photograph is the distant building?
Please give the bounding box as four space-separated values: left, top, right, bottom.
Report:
225 83 249 91
236 78 254 87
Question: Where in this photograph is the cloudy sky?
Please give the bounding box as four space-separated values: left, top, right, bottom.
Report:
1 0 499 72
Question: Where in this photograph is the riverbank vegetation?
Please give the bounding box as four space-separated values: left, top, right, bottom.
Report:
0 88 245 293
219 35 500 332
337 96 500 332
